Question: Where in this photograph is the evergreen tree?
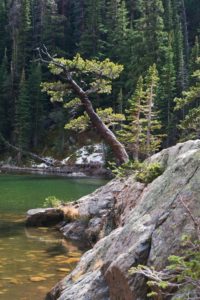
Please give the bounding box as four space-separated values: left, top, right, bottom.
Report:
144 64 162 157
126 0 137 26
118 76 145 160
30 0 44 49
9 0 20 80
69 0 85 54
41 52 129 164
0 0 200 156
17 0 32 73
42 0 66 55
15 69 31 151
79 0 105 58
172 0 187 94
184 0 200 42
158 34 176 146
119 65 162 159
133 0 167 66
0 51 12 141
105 0 130 103
180 0 189 70
174 60 200 140
0 1 8 62
163 0 173 32
127 0 168 90
189 36 200 76
116 88 123 115
106 0 129 62
28 63 45 148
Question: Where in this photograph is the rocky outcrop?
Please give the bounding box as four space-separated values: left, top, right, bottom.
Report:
26 208 64 227
62 178 127 244
43 140 200 299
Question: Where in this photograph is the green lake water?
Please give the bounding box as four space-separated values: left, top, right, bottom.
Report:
0 174 107 300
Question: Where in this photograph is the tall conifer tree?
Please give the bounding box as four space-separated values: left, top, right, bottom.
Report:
79 0 105 58
0 1 8 62
0 51 12 140
28 63 44 148
119 65 162 159
118 76 145 159
15 69 31 151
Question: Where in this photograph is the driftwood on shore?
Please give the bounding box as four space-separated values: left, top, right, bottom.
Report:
0 133 57 166
0 133 109 177
0 163 109 178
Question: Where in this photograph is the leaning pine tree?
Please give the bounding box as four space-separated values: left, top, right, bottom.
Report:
39 47 129 164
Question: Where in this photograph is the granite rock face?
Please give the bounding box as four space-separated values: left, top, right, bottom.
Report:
46 140 200 300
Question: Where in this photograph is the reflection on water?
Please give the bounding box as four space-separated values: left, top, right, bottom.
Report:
0 213 82 300
0 174 106 300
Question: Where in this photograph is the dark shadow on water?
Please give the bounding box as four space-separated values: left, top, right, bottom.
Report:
46 244 67 257
0 219 25 238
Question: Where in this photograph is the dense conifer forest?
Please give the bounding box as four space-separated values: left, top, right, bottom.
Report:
0 0 200 161
0 3 200 299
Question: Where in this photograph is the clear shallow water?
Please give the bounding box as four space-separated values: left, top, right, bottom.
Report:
0 174 107 300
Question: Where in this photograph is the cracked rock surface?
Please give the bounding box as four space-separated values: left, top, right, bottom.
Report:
46 140 200 300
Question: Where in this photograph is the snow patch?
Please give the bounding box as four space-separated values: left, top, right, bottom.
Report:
31 157 56 168
61 156 70 165
30 145 105 168
75 144 105 165
32 162 48 168
61 144 105 166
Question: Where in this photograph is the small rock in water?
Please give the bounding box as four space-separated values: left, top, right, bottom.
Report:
29 276 46 282
57 268 71 272
65 257 80 264
9 278 20 284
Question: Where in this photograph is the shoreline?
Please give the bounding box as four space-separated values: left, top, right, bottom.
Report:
0 164 111 179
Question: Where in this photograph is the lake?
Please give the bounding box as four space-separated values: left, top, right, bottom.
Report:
0 174 107 300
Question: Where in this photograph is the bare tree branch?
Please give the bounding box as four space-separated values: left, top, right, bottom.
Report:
0 133 57 166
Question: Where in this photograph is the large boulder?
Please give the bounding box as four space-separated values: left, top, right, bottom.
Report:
60 179 126 244
26 208 64 227
47 140 200 300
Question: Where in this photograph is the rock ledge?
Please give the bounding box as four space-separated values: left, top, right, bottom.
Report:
28 140 200 300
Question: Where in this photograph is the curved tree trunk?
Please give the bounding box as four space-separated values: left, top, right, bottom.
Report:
69 78 129 164
37 47 129 164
